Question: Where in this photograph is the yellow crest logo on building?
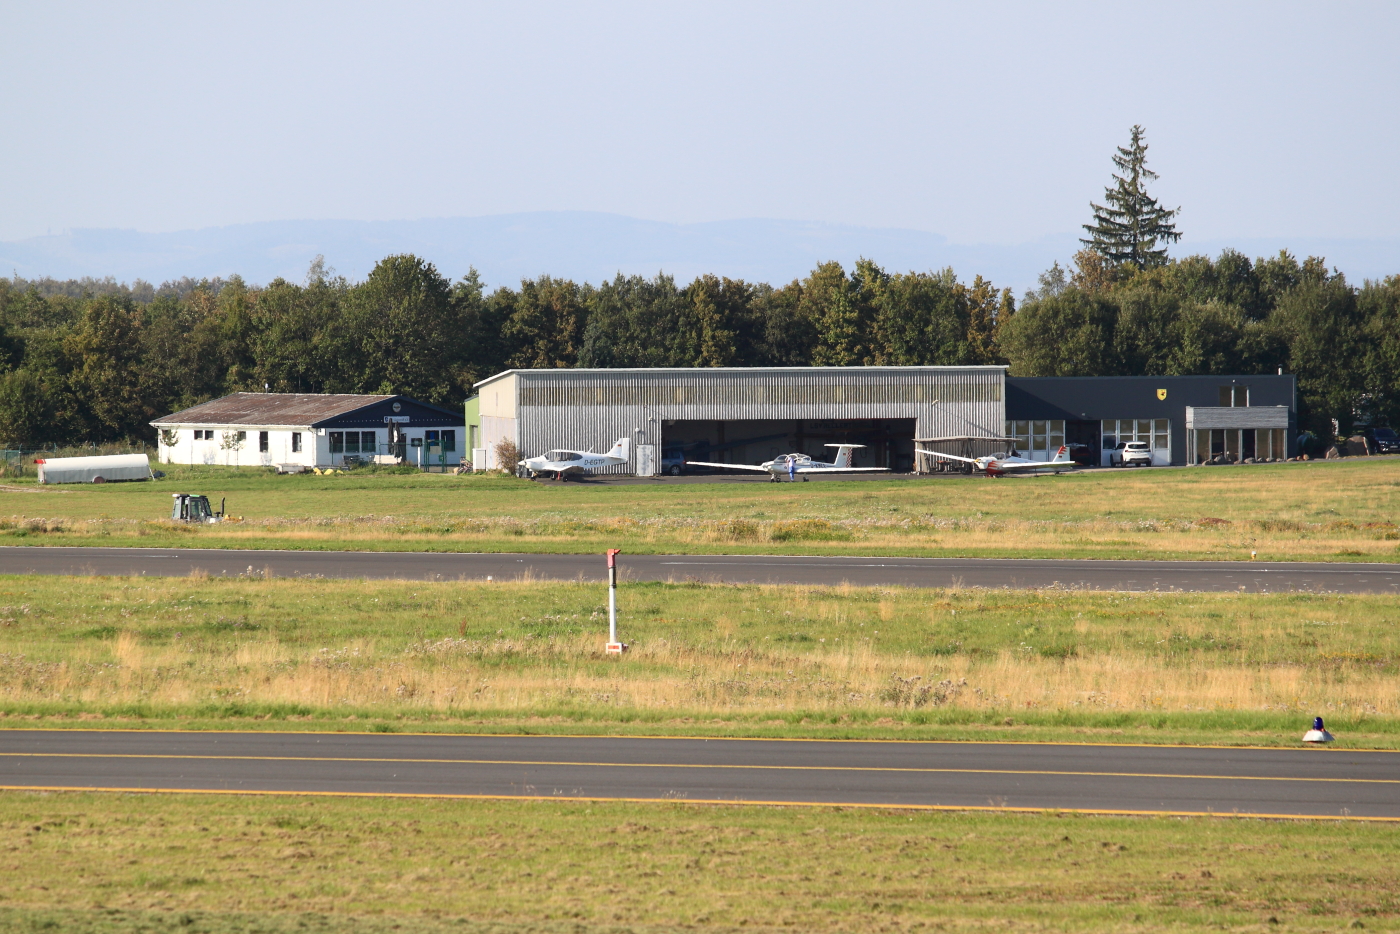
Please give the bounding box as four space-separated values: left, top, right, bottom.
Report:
1156 388 1167 401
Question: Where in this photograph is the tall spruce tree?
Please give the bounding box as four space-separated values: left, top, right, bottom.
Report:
1081 125 1181 269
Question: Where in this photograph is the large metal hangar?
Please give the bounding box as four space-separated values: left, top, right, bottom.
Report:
473 366 1006 475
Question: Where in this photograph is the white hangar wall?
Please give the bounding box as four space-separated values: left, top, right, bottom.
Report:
475 366 1006 473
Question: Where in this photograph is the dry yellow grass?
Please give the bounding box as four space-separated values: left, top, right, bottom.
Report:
21 632 1395 720
2 576 1397 735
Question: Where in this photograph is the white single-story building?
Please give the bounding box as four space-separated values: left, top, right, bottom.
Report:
151 393 467 469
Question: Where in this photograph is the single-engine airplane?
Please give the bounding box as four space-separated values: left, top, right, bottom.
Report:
916 444 1075 478
520 438 630 480
688 444 889 482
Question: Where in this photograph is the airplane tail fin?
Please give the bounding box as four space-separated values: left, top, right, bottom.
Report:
1050 445 1070 463
606 437 630 461
825 443 861 468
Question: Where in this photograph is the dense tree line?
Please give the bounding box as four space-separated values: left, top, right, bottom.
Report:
1 246 1397 447
0 256 1014 447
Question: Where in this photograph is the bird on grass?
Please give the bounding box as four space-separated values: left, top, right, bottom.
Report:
1303 716 1335 744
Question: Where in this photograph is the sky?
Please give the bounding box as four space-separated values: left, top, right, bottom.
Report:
2 0 1398 252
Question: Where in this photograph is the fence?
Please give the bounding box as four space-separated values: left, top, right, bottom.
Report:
0 442 152 478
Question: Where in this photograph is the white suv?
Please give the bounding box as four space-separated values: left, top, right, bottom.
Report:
1111 440 1153 467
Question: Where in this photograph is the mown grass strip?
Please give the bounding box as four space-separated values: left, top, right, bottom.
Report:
2 791 1397 931
3 456 1399 561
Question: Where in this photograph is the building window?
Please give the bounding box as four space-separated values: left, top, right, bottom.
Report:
1220 385 1249 406
1005 420 1064 458
469 426 479 450
441 430 456 452
361 431 377 453
1104 418 1170 450
291 432 301 453
330 431 344 454
1009 420 1030 452
235 431 246 443
259 431 269 453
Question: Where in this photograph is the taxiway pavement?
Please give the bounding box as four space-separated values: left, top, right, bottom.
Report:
0 731 1394 818
0 546 1396 593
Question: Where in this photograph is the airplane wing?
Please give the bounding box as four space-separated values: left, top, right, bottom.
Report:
995 459 1075 472
915 448 979 465
794 466 889 473
685 461 773 472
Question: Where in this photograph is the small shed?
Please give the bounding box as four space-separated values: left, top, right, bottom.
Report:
36 453 153 484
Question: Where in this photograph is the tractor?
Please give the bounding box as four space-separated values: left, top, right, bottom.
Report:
171 493 226 523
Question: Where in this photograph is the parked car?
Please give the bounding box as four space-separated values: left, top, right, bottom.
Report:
1110 440 1153 467
1365 427 1400 454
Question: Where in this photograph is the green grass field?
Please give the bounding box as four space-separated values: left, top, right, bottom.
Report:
4 465 1399 934
2 574 1396 746
4 456 1399 561
1 791 1396 932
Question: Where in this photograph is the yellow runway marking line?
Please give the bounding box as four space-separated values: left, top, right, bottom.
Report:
0 783 1395 822
3 725 1399 754
1 752 1395 784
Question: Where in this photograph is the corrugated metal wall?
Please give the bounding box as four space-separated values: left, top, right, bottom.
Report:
1185 406 1291 429
484 367 1004 474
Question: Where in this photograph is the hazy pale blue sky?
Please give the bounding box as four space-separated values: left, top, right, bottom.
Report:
2 0 1397 248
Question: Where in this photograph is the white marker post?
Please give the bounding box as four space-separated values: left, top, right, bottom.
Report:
605 548 626 654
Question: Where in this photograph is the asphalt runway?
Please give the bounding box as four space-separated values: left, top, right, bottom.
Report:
0 545 1397 592
0 731 1394 818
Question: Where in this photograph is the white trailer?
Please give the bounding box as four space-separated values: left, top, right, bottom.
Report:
35 453 153 484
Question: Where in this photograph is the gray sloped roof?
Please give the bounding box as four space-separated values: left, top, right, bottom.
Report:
151 393 395 427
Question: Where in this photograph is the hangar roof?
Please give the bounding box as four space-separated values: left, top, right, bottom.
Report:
474 365 1006 390
151 393 461 428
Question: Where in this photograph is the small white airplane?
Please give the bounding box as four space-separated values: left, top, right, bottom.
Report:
916 444 1075 478
520 438 630 480
688 444 890 482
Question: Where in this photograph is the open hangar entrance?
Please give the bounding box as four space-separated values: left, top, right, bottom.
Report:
662 418 917 473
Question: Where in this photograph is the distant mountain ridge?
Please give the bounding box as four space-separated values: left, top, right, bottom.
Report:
1 212 1394 294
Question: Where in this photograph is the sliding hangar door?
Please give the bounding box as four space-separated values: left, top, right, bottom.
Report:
474 366 1006 474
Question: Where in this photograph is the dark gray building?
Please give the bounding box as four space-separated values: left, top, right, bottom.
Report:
1006 375 1297 467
